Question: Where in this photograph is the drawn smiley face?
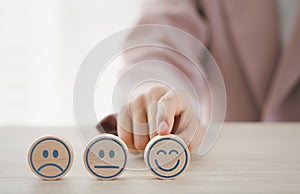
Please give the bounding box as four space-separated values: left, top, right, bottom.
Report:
84 134 128 180
28 136 73 180
144 134 190 179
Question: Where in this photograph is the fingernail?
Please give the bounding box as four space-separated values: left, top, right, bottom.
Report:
158 121 168 133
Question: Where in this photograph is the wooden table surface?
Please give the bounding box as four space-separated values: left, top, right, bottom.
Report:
0 123 300 193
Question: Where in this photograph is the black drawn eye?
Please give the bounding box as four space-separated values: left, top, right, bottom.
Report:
53 150 59 158
42 150 49 158
169 149 179 155
156 150 167 155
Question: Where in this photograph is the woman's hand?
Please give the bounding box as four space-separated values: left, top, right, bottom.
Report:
117 85 203 152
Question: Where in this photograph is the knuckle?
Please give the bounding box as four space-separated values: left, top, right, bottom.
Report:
160 91 181 108
148 85 166 94
129 96 148 123
130 95 145 109
147 85 168 100
160 91 175 102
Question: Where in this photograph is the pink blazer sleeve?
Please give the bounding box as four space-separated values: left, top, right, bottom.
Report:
122 0 212 120
97 0 212 133
124 0 210 64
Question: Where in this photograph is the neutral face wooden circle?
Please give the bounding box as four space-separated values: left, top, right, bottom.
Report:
27 135 74 180
84 134 128 180
144 134 190 179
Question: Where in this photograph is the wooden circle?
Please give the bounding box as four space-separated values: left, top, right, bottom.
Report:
144 134 190 180
27 135 74 180
84 134 128 180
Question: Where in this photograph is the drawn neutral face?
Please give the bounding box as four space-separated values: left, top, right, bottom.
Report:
145 135 190 179
84 134 128 180
28 136 73 180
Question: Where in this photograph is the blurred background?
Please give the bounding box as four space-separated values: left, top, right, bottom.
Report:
0 0 142 126
1 0 299 126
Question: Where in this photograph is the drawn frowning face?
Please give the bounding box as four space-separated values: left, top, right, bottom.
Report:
28 136 73 180
84 134 128 180
145 135 190 179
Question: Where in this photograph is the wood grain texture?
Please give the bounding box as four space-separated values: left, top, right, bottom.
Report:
144 134 190 180
0 123 300 193
83 134 128 180
27 135 74 180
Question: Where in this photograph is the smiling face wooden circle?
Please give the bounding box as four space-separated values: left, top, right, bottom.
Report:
84 134 128 180
144 134 190 179
27 136 74 180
